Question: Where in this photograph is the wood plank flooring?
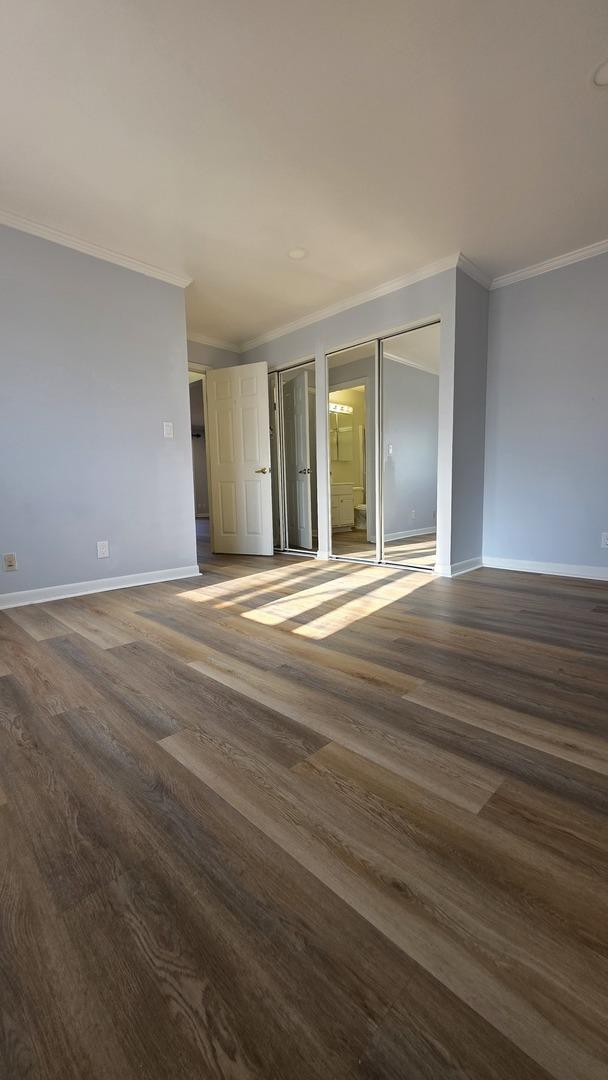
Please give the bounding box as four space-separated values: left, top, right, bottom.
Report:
1 552 608 1079
331 527 437 567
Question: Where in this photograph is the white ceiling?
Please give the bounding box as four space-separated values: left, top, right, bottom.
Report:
2 1 608 347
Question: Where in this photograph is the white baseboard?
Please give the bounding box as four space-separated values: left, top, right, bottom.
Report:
434 557 482 578
482 556 608 582
384 526 436 541
0 565 201 610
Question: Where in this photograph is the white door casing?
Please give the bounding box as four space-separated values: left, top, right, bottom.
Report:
206 362 273 555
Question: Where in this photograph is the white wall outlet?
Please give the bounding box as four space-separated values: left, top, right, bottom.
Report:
96 540 110 559
163 421 174 439
3 553 17 571
601 532 608 549
410 509 416 520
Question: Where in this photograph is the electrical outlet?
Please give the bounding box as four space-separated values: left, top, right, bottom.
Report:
97 540 110 559
601 532 608 549
163 421 174 439
3 553 17 571
410 509 416 520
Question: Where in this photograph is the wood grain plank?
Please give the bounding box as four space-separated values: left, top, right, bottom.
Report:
406 681 608 775
1 554 607 1079
480 778 608 876
4 603 68 641
0 676 125 911
36 596 137 649
357 964 554 1080
184 643 502 813
161 727 608 1080
0 806 134 1080
52 705 417 1080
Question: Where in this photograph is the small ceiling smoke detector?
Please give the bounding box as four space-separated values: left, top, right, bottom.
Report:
288 247 308 260
591 59 608 87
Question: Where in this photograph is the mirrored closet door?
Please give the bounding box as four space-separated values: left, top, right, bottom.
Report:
326 323 439 570
278 362 318 552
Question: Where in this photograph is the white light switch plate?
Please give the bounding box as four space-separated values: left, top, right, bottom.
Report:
601 532 608 549
3 553 17 571
163 421 174 439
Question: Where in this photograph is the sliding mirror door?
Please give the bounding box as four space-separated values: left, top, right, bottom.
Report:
280 362 317 551
380 323 439 569
327 341 378 561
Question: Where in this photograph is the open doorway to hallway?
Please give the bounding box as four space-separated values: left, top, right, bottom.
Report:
188 371 212 562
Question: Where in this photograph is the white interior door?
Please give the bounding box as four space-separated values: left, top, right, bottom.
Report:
283 368 312 549
206 361 273 555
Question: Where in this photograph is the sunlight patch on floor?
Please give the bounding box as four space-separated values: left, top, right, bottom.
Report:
176 561 339 608
239 567 403 626
292 572 431 639
240 567 429 635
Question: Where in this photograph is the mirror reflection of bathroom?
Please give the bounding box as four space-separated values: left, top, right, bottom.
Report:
327 341 377 561
381 322 439 569
281 362 318 551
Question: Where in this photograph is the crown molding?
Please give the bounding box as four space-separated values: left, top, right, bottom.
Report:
0 207 192 288
490 237 608 290
456 254 492 288
187 332 240 353
240 253 463 352
382 349 438 375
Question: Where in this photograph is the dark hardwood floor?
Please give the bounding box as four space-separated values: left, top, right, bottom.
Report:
1 550 608 1079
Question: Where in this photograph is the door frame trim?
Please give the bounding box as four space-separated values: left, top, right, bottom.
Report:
275 359 318 557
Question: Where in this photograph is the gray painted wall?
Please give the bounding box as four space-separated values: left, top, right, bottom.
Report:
0 225 197 598
187 339 240 368
484 252 608 573
451 269 488 566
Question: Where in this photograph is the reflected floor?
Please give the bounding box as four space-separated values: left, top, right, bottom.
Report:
331 528 436 568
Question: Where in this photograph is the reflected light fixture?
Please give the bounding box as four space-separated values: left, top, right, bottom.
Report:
328 402 353 414
288 247 308 260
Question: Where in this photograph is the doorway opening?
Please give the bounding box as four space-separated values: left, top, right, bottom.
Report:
188 370 212 562
327 321 439 571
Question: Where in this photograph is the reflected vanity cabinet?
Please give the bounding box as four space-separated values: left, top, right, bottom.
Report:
331 483 354 528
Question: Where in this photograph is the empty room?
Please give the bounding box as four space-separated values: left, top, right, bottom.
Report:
1 3 607 1078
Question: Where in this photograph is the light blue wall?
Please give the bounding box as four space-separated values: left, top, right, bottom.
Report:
187 339 240 368
240 272 454 370
451 269 489 567
484 252 608 574
383 360 438 539
0 226 197 599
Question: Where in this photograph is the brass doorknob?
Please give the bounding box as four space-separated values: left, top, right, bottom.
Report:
255 466 270 474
